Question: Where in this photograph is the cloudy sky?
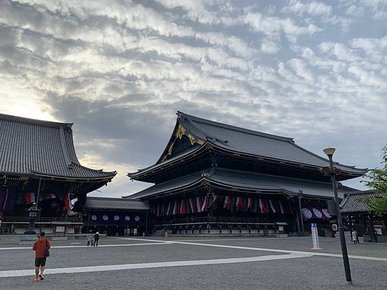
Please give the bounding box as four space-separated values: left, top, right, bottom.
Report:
0 0 386 198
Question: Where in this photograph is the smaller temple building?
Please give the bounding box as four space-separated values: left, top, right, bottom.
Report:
83 197 149 236
0 113 116 235
341 190 387 242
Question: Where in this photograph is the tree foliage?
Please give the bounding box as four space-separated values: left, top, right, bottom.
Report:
363 146 387 216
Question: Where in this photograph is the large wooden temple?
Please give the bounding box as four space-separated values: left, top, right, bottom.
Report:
127 112 367 236
0 113 116 234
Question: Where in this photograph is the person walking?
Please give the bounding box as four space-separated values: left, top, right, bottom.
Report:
32 232 51 281
94 231 100 247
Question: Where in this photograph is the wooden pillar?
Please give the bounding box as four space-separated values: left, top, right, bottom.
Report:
293 199 301 233
298 191 304 233
145 210 149 236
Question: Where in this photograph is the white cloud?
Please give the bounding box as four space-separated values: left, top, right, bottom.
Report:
345 5 366 17
358 0 386 11
319 42 360 62
244 12 321 43
282 0 332 17
348 65 387 89
287 58 314 81
350 36 387 63
260 38 281 54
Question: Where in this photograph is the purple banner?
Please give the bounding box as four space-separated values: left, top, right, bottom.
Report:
87 211 145 225
302 207 330 221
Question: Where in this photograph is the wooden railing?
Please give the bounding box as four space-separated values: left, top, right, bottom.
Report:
154 216 278 225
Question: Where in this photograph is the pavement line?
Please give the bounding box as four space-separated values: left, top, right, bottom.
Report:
0 252 311 278
125 238 387 263
0 242 167 251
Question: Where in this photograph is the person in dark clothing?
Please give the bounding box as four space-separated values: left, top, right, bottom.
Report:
94 232 100 247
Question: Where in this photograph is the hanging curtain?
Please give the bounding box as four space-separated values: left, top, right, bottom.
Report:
247 198 253 212
185 199 191 214
166 202 172 216
201 195 209 212
259 198 268 214
180 199 186 215
223 195 231 209
196 196 203 213
189 198 196 213
25 192 35 205
172 201 179 215
235 197 244 211
64 193 70 210
268 199 276 214
278 200 285 214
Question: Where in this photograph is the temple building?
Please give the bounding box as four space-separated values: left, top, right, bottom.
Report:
126 111 367 236
83 197 149 236
341 190 387 242
0 113 116 234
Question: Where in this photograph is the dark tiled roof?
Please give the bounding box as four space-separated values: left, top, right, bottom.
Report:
130 146 202 176
126 171 204 199
0 113 116 180
85 197 149 210
177 112 366 175
340 190 384 213
130 112 367 180
126 168 355 200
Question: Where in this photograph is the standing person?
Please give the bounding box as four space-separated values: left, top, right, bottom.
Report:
94 231 100 247
32 232 51 281
373 229 378 243
352 230 359 244
87 235 94 246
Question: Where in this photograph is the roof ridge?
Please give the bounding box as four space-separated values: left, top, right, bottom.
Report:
178 112 214 141
0 112 73 128
177 111 294 143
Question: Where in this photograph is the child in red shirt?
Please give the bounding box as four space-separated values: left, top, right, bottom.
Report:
32 232 51 281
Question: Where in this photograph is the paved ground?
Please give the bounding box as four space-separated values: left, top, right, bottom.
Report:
0 236 386 289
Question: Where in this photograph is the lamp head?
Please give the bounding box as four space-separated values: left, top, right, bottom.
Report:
323 147 336 157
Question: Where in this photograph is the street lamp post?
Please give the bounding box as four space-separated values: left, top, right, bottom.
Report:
323 147 352 283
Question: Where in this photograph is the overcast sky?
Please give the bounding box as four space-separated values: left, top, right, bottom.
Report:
0 0 386 198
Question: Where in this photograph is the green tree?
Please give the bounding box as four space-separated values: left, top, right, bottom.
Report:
363 146 387 216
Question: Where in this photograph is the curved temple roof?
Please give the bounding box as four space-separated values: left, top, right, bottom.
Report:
0 113 116 181
340 190 385 213
177 112 366 174
129 111 367 179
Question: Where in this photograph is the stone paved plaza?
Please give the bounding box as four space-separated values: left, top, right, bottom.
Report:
0 236 386 290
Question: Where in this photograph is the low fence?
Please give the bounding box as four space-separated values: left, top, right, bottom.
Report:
153 218 287 236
